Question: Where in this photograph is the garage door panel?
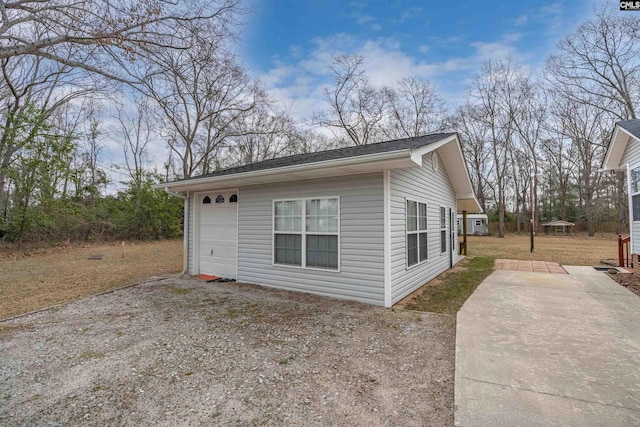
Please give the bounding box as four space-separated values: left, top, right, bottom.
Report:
198 193 238 278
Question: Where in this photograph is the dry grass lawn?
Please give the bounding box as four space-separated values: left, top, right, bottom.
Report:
0 240 182 319
465 233 619 266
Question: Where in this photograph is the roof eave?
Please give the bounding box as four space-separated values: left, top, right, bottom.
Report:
602 124 636 171
153 149 414 192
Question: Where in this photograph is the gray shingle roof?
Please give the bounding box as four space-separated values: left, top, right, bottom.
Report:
177 132 454 182
619 119 640 139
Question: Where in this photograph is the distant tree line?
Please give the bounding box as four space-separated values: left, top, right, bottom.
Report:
0 1 637 247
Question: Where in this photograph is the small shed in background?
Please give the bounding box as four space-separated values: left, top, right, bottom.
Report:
457 213 488 235
542 220 575 235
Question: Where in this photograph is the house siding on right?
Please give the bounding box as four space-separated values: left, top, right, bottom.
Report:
620 137 640 255
389 153 457 304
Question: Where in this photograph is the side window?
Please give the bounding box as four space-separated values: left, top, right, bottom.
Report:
407 200 428 267
632 166 640 221
440 207 446 253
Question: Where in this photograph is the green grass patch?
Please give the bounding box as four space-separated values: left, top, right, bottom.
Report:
78 350 105 361
404 256 495 315
167 286 190 295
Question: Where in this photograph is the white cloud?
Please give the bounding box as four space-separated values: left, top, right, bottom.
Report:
260 28 529 123
356 14 375 24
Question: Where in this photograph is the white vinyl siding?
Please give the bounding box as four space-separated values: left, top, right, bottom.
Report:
237 173 385 306
621 138 640 255
389 152 457 304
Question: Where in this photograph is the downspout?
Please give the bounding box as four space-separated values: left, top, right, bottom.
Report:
164 187 189 274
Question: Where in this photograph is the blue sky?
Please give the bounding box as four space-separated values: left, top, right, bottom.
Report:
240 0 598 120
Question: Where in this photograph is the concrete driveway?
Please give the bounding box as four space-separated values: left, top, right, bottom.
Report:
455 266 640 426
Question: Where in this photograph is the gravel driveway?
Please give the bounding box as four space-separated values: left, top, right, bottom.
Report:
1 275 455 426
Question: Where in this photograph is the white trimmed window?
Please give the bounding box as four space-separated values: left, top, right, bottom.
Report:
407 200 428 267
440 207 447 253
273 198 339 269
631 166 640 221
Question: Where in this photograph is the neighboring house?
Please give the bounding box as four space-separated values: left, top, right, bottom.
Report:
155 133 481 308
602 119 640 266
457 213 488 235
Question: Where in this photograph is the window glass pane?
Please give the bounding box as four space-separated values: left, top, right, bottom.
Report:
292 200 302 215
419 232 428 261
275 217 285 231
634 195 640 221
275 234 301 266
275 201 285 216
328 250 338 269
328 235 338 251
407 234 418 266
318 235 329 250
632 167 640 194
407 200 417 231
307 235 338 269
292 216 302 232
419 203 427 230
440 207 446 228
440 230 447 253
328 217 339 233
327 199 338 216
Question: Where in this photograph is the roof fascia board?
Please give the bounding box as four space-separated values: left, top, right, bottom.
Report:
602 125 638 171
409 134 457 165
153 149 411 190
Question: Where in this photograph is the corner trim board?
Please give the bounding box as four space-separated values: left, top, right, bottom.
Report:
383 169 392 308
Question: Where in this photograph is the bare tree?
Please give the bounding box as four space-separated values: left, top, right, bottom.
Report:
381 76 446 140
466 58 524 237
452 104 492 213
0 0 241 82
225 105 299 166
546 5 639 120
314 55 385 146
137 22 263 178
513 77 548 231
115 95 154 189
552 95 608 236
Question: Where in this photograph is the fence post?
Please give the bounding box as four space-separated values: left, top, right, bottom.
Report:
618 234 624 268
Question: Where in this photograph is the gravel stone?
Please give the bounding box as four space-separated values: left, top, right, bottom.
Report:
0 275 455 426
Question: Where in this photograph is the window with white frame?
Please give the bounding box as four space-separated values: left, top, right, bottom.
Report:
407 200 428 267
631 166 640 221
273 198 339 269
440 207 447 253
474 219 482 226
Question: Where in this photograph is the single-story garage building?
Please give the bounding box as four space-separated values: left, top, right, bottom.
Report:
155 132 481 308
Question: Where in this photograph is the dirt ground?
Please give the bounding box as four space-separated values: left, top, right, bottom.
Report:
0 275 455 426
0 240 182 319
608 272 640 298
466 233 618 266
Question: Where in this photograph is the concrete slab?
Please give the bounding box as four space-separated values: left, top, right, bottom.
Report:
455 268 640 426
495 259 567 274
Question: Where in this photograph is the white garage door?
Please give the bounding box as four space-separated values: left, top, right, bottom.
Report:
198 192 238 279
